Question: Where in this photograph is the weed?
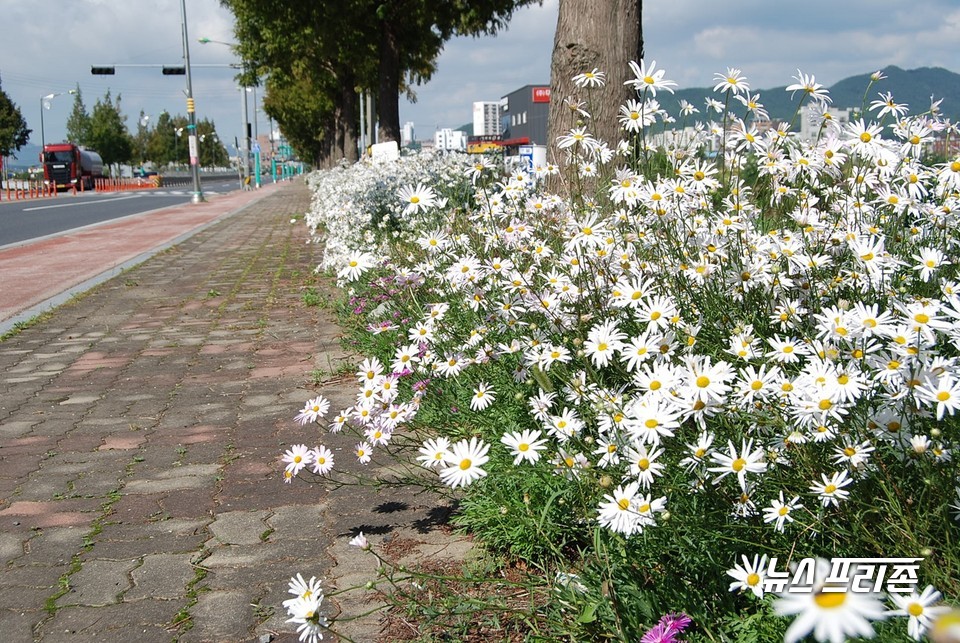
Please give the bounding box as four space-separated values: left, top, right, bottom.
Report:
302 288 322 307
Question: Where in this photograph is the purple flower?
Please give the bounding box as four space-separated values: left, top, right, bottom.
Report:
640 613 692 643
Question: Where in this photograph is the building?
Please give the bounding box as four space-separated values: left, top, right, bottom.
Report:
499 85 551 146
401 122 415 147
434 128 467 152
798 104 855 142
472 102 502 137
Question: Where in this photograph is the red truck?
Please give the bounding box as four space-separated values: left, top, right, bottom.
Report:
41 143 104 191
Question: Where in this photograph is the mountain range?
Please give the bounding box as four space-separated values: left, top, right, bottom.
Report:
656 65 960 126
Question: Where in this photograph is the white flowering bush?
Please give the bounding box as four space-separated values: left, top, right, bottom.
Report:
284 64 960 642
304 151 481 277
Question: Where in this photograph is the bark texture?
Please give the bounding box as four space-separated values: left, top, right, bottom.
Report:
547 0 643 160
378 21 402 144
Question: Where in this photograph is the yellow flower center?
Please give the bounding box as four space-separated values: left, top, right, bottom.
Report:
637 458 650 470
814 590 847 609
459 459 472 470
859 132 872 143
617 498 631 511
732 458 746 472
908 603 924 617
778 506 789 516
819 399 833 411
645 419 658 429
644 76 655 85
915 313 930 324
824 484 837 494
937 391 950 402
746 573 760 586
696 376 710 388
410 195 420 204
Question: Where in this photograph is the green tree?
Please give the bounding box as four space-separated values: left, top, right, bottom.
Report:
88 90 133 173
146 111 189 169
221 0 538 162
196 117 229 168
65 84 92 146
0 73 31 158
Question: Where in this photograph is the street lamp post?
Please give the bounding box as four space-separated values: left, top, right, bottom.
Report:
175 127 184 169
139 114 150 165
198 37 252 189
179 0 204 203
40 90 77 151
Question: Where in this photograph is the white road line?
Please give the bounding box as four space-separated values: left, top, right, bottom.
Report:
23 195 143 212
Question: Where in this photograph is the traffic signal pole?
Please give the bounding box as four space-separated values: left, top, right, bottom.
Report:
180 0 204 204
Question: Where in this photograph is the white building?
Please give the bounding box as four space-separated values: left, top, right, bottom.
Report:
401 121 415 146
472 101 502 137
799 104 855 141
434 128 467 152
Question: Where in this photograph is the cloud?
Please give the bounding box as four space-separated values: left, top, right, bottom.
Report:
3 0 957 151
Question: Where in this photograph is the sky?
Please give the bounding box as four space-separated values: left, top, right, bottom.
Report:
1 0 958 158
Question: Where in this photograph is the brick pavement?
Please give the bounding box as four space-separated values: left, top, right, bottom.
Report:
0 182 468 642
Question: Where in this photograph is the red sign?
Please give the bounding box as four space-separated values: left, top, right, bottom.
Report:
532 87 551 103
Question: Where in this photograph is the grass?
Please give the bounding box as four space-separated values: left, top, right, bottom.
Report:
302 287 323 307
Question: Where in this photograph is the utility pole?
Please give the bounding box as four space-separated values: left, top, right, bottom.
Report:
180 0 204 203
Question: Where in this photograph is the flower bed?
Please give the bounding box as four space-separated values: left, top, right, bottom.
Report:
282 64 959 642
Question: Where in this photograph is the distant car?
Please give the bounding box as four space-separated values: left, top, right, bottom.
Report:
137 170 163 187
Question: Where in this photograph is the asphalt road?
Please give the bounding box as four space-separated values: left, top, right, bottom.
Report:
0 175 243 248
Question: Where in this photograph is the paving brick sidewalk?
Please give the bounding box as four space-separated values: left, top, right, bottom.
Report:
0 182 467 642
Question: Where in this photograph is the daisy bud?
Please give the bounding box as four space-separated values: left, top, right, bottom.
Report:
922 547 933 557
599 475 613 488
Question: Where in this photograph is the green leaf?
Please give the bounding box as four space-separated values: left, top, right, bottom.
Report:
577 601 599 624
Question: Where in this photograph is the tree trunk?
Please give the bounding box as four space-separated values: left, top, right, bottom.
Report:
338 81 359 163
377 20 402 144
547 0 642 159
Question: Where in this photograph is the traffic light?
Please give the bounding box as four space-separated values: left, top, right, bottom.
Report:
162 66 186 75
91 66 115 75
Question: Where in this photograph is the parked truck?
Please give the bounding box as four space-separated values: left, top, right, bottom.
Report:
41 143 104 191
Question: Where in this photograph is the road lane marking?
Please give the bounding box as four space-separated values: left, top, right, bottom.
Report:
23 195 144 212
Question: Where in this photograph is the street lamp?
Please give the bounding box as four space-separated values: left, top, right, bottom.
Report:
199 133 218 169
40 89 77 150
198 36 252 189
139 114 151 165
175 127 184 169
